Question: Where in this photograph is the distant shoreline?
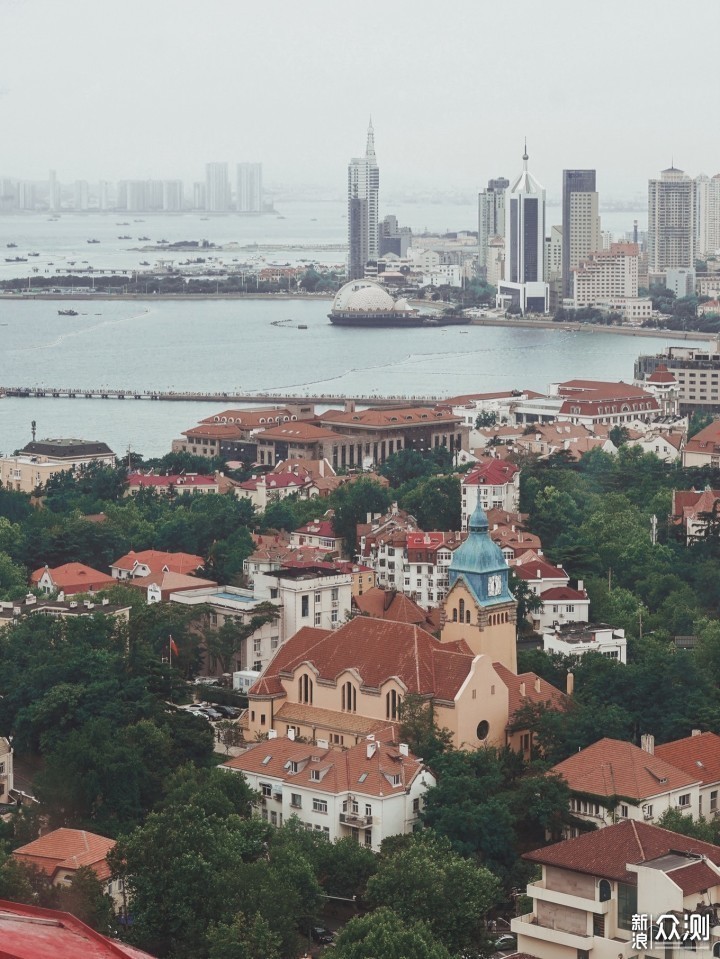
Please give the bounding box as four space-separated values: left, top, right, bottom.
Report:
467 316 713 342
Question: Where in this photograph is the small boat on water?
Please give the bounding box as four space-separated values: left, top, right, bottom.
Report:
298 324 308 329
58 309 79 316
87 239 100 244
118 235 131 240
28 252 39 257
138 236 150 241
5 256 27 262
139 261 150 266
6 243 17 248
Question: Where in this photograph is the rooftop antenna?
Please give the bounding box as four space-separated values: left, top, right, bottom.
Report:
523 138 529 171
31 420 36 442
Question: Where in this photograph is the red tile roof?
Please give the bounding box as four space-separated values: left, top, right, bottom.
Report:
30 563 115 594
294 519 337 538
353 587 433 627
524 819 720 884
670 861 720 895
551 738 700 800
127 472 216 488
0 899 158 959
110 549 205 575
512 558 568 583
249 617 475 703
463 461 519 486
12 828 115 882
540 586 588 600
201 407 296 427
493 662 567 723
655 732 720 787
318 407 461 428
256 423 342 442
223 735 424 798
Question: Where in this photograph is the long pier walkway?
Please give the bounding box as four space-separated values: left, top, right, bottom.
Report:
1 387 441 407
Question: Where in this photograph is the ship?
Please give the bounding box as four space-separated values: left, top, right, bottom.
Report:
58 309 79 316
87 239 100 244
328 280 469 328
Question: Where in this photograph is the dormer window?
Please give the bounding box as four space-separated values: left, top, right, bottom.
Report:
311 769 321 781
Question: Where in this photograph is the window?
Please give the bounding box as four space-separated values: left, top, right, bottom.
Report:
298 674 313 704
711 790 718 812
301 595 309 617
386 688 400 720
290 793 302 808
331 609 338 624
342 681 356 713
364 829 372 847
331 588 339 601
313 798 328 814
617 882 637 931
619 803 629 818
365 804 372 817
261 783 272 797
678 793 690 807
311 769 321 781
413 798 420 813
314 612 322 626
253 637 261 654
314 591 321 603
270 810 278 826
476 720 490 741
271 635 279 650
598 879 611 902
459 598 465 621
351 800 359 814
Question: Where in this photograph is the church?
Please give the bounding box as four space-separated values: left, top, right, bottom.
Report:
246 503 565 753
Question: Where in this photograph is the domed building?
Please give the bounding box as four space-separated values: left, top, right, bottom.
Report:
329 279 423 327
440 501 518 673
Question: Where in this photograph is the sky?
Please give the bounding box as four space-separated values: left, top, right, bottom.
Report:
0 0 718 202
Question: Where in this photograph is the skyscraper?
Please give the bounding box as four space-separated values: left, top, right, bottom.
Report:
562 169 601 297
695 173 720 259
162 180 184 212
648 166 696 273
478 177 509 274
236 163 263 213
205 162 230 213
496 145 548 314
48 170 59 212
347 120 380 280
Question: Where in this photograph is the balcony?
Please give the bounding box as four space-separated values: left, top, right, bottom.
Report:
527 882 610 915
512 913 594 951
339 811 372 828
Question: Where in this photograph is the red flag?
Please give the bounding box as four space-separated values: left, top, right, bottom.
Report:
169 636 179 657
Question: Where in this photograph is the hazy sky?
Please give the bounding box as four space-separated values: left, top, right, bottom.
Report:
1 0 718 200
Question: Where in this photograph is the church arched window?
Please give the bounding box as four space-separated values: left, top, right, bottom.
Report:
298 674 313 705
452 608 458 622
459 599 465 621
386 689 401 720
465 608 471 624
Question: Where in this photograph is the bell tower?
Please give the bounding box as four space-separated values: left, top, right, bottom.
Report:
440 502 517 672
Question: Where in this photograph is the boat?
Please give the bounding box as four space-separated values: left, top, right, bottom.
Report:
87 239 100 244
138 236 150 241
118 235 131 240
139 261 150 266
298 324 308 330
6 243 17 248
5 256 27 262
157 238 168 243
58 309 79 316
28 252 39 257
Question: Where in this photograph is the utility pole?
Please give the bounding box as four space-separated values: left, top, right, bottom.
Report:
651 514 658 545
608 567 612 592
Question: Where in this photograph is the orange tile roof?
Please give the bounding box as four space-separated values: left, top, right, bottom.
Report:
249 617 475 703
551 737 700 800
318 406 461 428
353 588 432 627
464 461 519 486
493 662 566 724
256 423 342 442
201 407 296 426
13 828 115 882
655 732 720 786
111 549 205 575
129 571 218 593
30 563 115 594
274 702 391 737
223 735 423 798
524 819 720 884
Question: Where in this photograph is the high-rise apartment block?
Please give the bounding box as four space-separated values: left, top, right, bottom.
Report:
478 177 509 274
648 166 696 273
573 242 651 321
695 173 720 258
205 162 230 213
162 180 183 212
48 170 59 212
236 163 262 213
347 120 380 280
561 169 601 297
496 145 549 313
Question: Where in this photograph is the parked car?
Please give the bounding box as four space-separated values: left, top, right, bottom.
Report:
199 707 223 721
310 926 334 944
213 705 241 719
493 934 517 953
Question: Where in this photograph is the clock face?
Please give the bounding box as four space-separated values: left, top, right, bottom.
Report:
488 574 502 597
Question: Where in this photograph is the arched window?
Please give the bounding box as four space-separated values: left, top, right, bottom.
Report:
342 681 356 713
386 689 401 720
598 880 611 902
298 674 313 704
459 599 465 621
452 608 458 622
465 608 471 623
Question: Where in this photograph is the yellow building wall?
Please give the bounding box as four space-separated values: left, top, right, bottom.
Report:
440 580 517 673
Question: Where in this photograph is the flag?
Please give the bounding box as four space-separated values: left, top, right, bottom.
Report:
169 636 179 657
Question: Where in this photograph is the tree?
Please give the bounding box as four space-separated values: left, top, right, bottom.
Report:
398 475 461 531
327 907 451 959
331 479 392 551
688 410 714 439
366 834 500 956
207 912 282 959
56 865 115 934
398 694 453 764
475 410 497 429
655 807 720 844
509 572 542 632
205 604 280 674
608 426 630 448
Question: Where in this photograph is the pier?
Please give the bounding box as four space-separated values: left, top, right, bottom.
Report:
1 387 440 407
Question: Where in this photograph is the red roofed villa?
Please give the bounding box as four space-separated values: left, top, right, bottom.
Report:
31 562 115 597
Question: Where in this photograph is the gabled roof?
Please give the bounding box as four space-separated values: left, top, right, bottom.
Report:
540 586 588 601
463 460 519 486
655 732 720 787
512 557 568 583
524 819 720 884
353 587 432 627
249 617 475 702
294 519 337 538
550 737 700 801
130 571 218 593
12 828 115 882
30 563 115 592
256 423 342 442
318 407 461 428
110 549 205 575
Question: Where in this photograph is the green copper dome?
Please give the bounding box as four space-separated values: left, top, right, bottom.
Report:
448 502 514 606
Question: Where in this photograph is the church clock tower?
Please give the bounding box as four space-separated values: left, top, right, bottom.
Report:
440 502 517 672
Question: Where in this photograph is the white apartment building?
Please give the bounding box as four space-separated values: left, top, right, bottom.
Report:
0 736 14 804
222 733 434 852
205 161 230 212
515 820 720 959
648 166 696 272
573 242 642 309
236 162 262 213
656 731 720 822
404 531 464 607
422 264 462 288
512 552 590 632
695 173 720 258
461 461 520 528
543 623 627 663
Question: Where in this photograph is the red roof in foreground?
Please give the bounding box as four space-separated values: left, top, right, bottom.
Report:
524 819 720 885
30 563 115 594
0 898 157 958
463 460 519 486
655 731 720 787
110 549 205 575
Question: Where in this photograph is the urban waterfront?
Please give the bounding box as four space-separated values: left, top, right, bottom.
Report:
1 293 675 456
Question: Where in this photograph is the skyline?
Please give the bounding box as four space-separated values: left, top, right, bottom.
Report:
0 0 719 200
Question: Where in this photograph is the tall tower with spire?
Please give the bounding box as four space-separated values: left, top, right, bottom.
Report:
347 119 380 280
496 142 549 314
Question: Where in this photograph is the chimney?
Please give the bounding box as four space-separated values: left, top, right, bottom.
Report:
399 743 409 757
566 672 574 695
267 729 278 740
367 741 377 759
641 733 655 755
287 728 295 741
692 729 702 737
578 579 584 592
519 682 526 697
534 676 541 694
536 569 541 578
